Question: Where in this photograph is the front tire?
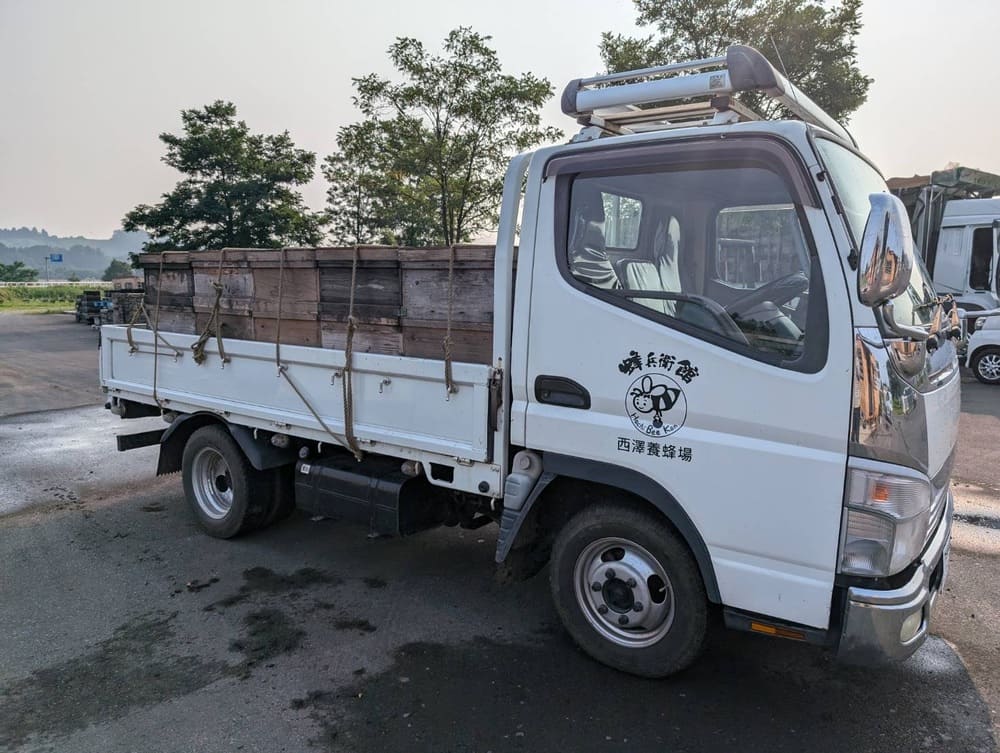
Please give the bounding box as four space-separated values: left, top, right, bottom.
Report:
549 505 707 677
972 346 1000 385
181 425 270 538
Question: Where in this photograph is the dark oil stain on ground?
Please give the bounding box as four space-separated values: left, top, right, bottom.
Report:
229 608 305 673
0 612 226 750
208 566 340 610
362 577 387 589
295 632 997 753
333 618 377 633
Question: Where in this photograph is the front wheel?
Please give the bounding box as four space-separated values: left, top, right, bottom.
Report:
549 505 707 677
972 346 1000 385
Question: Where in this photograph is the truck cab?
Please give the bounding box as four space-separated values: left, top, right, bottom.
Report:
931 198 1000 324
102 46 962 677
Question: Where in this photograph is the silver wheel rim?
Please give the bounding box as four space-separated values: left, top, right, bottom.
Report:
978 353 1000 381
190 447 234 520
573 536 675 648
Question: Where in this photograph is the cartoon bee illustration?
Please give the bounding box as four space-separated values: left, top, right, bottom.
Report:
630 375 681 429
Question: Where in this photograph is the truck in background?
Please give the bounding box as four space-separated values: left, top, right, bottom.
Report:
930 199 999 330
891 169 1000 330
101 46 961 676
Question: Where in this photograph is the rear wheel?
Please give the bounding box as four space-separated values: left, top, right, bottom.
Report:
549 504 707 677
972 346 1000 385
181 425 269 538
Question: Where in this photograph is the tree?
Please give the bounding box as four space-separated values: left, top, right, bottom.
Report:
600 0 871 122
123 101 327 252
102 259 134 281
0 261 38 282
324 28 562 246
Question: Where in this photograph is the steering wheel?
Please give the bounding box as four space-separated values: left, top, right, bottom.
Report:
725 272 809 316
616 289 749 346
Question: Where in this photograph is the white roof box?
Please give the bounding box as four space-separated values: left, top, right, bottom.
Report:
562 45 854 145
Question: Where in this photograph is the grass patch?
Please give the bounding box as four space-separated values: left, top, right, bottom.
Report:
0 285 87 311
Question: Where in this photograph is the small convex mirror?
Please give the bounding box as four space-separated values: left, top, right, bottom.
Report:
858 193 914 308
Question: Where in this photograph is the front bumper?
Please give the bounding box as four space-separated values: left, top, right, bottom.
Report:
837 492 952 663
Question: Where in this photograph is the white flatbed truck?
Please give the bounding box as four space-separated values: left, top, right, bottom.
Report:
102 46 961 676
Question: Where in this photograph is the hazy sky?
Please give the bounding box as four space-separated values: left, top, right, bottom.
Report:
2 0 999 238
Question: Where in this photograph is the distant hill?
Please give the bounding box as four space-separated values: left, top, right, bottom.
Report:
0 227 149 257
0 227 149 280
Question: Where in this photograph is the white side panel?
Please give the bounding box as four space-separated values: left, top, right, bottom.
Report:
933 226 969 294
101 327 493 464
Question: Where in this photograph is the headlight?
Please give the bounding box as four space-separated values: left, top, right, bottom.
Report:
839 462 932 577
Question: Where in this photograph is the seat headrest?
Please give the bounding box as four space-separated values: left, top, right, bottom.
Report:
573 183 605 223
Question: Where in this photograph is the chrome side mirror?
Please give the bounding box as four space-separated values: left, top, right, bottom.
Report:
858 193 913 308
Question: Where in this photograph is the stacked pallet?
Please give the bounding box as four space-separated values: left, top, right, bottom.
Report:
137 246 498 365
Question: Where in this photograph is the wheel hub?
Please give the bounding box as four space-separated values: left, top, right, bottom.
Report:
190 447 234 520
574 537 675 648
602 578 635 613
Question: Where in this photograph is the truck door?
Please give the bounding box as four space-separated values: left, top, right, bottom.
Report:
521 137 854 629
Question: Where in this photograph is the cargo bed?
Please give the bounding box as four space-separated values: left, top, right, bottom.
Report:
100 325 497 476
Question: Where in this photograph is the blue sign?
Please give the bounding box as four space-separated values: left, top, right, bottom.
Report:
49 254 63 262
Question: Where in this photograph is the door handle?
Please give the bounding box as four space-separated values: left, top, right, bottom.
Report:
534 375 591 410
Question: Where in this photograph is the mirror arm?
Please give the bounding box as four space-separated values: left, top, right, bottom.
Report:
881 300 931 342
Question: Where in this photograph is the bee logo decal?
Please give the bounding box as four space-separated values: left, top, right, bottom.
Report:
626 373 686 437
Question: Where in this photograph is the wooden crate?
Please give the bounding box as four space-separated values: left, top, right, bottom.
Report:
141 252 193 309
193 310 254 341
189 249 319 337
400 245 495 364
136 245 501 361
248 249 319 316
401 320 493 363
317 246 401 325
191 251 254 314
253 315 322 348
150 305 197 336
320 321 403 355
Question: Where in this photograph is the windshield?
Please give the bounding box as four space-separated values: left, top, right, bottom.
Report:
815 138 937 330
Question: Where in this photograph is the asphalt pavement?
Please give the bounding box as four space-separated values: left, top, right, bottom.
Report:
0 311 103 417
0 311 998 753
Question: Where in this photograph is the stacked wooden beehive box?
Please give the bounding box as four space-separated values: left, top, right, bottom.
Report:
138 246 497 365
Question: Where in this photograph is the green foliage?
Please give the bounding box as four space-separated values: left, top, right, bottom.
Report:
324 28 563 246
0 261 39 282
102 258 134 281
124 101 327 252
600 0 871 122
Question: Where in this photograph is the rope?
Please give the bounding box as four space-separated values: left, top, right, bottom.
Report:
151 252 166 408
190 249 230 366
270 246 359 459
274 246 285 369
442 245 458 396
340 246 364 460
125 300 182 357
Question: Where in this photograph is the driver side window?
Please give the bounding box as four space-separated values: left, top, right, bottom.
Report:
712 205 811 358
567 165 818 365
